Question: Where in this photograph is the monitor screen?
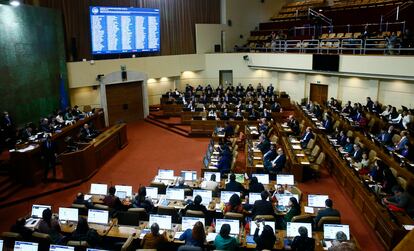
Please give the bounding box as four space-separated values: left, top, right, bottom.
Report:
31 205 51 218
158 169 174 179
192 189 212 206
286 222 312 238
181 217 205 231
308 194 329 208
181 171 197 181
226 174 245 184
90 183 108 195
312 54 340 72
250 221 275 235
49 245 74 251
276 174 294 185
14 241 38 251
220 191 240 204
0 240 3 251
115 185 133 198
87 209 109 225
248 192 263 205
90 6 160 54
275 194 299 207
166 188 185 201
87 249 109 251
204 172 220 182
149 214 172 230
146 187 158 199
323 224 350 240
115 191 127 199
216 219 240 235
252 174 269 185
58 208 79 222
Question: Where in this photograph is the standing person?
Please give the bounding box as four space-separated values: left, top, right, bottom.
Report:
179 221 206 248
214 223 240 250
42 136 57 181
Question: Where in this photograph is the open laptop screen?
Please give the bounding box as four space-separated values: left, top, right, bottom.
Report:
58 208 79 222
87 209 109 225
308 194 329 208
324 224 350 240
204 172 220 182
90 183 108 195
275 194 299 207
0 240 3 251
286 222 312 238
226 174 245 183
14 241 38 251
181 217 205 231
192 189 212 206
276 174 294 185
115 185 133 198
220 191 240 204
149 214 172 230
181 171 197 181
248 193 263 205
252 174 269 185
49 245 74 251
146 187 158 199
158 169 174 179
166 188 185 200
216 219 240 235
250 221 275 235
31 205 51 218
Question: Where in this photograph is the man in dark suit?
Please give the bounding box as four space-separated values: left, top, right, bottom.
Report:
223 121 234 138
314 199 341 226
270 148 286 173
42 136 57 180
261 109 271 120
257 134 271 154
300 127 314 148
266 84 274 96
352 144 363 162
252 191 275 219
377 128 392 145
1 111 16 149
263 145 277 168
258 118 269 135
80 123 96 142
217 150 232 174
366 97 374 112
225 173 246 194
323 115 333 133
287 115 300 136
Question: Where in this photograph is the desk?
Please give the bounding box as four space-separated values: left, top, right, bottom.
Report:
190 119 258 137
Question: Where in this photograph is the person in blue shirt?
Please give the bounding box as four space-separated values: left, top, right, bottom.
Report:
179 221 206 248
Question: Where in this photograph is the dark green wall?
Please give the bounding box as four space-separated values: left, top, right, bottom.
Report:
0 4 67 126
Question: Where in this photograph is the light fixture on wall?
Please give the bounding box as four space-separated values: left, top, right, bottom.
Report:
10 0 20 6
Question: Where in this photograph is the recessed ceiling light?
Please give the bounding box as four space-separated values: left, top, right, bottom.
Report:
10 0 20 7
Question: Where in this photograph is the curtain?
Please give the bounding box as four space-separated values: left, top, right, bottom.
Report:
28 0 220 60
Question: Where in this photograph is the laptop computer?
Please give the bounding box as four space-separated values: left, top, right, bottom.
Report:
308 194 329 208
275 194 299 211
286 222 312 238
25 204 51 228
90 183 108 195
166 188 185 201
181 216 205 231
250 221 275 235
204 171 220 182
114 185 133 198
220 191 240 204
49 245 75 251
14 241 39 251
248 192 263 205
192 189 212 206
181 171 197 181
226 173 245 183
145 187 158 200
322 224 350 248
87 209 109 225
158 169 174 179
149 214 172 230
252 173 270 185
58 207 79 223
276 174 295 185
216 219 240 236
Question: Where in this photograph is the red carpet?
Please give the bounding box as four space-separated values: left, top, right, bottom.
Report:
0 121 384 250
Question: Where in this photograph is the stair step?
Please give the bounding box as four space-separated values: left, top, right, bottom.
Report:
145 118 189 137
0 177 22 200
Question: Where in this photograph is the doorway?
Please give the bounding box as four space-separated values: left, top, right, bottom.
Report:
105 81 144 125
219 70 233 86
309 83 328 105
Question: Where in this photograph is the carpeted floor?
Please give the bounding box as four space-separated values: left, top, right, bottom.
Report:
0 121 384 250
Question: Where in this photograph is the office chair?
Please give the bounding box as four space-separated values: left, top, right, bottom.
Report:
1 232 22 251
224 212 244 221
317 216 341 230
32 232 51 251
71 203 88 216
185 210 205 218
253 215 275 221
157 205 179 223
66 240 89 251
291 214 314 223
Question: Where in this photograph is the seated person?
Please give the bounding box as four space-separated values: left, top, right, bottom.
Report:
351 144 363 162
401 143 414 162
132 186 154 213
341 137 354 154
355 152 370 175
252 191 275 219
272 185 292 199
253 222 276 250
263 145 277 169
10 218 33 239
381 166 398 195
71 217 102 247
314 199 341 227
224 193 247 215
214 223 240 250
258 118 269 135
395 130 409 152
179 221 206 248
261 108 271 120
300 127 315 148
223 121 234 137
200 174 219 191
225 173 246 194
383 186 414 217
287 115 300 135
283 197 301 226
141 223 169 250
64 136 79 152
39 118 52 133
336 130 347 147
182 195 208 216
73 193 93 209
176 177 190 189
257 134 271 154
368 159 385 184
290 226 315 251
269 148 286 173
103 186 123 210
80 123 97 142
377 127 393 146
37 208 64 244
248 176 265 193
328 231 355 251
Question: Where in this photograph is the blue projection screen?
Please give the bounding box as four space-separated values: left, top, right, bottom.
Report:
90 6 160 54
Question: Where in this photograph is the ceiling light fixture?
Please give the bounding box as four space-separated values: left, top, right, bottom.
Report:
10 0 20 7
